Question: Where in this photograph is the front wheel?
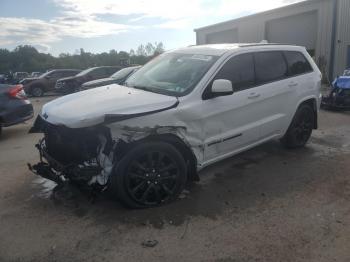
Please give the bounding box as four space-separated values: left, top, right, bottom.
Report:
281 104 315 148
31 86 44 97
109 141 187 208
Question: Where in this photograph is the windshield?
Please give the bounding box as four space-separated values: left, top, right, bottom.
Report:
39 71 52 78
126 53 219 96
111 67 138 79
76 67 96 77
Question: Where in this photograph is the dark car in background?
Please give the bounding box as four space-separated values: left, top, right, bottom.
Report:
0 74 6 84
55 66 122 93
13 72 29 84
21 69 81 97
0 84 33 136
81 65 140 90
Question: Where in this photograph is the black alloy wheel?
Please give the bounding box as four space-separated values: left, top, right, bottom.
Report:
110 141 187 208
281 104 314 148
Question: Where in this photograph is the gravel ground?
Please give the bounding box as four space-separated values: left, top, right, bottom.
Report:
0 96 350 262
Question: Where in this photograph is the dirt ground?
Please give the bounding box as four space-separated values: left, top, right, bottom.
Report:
0 96 350 262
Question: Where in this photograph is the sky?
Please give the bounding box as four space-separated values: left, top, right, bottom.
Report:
0 0 304 56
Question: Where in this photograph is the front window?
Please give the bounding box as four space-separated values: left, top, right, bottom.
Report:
111 67 138 80
126 53 219 96
76 67 97 77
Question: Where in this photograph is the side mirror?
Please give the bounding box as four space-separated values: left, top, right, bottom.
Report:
210 79 234 97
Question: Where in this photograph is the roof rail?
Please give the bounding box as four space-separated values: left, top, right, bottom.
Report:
238 43 297 48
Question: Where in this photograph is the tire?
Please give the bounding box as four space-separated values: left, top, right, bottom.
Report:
109 141 187 208
31 86 44 97
281 104 315 148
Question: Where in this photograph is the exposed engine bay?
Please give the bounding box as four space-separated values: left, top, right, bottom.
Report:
28 116 119 191
28 114 199 198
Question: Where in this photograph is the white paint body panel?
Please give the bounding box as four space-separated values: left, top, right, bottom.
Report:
41 44 322 170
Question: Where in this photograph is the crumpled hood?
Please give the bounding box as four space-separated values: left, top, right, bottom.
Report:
41 84 178 128
82 77 115 88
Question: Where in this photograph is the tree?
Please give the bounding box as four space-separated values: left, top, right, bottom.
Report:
0 42 165 74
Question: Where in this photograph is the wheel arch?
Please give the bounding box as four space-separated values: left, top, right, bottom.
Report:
295 97 318 129
115 133 199 182
29 83 45 94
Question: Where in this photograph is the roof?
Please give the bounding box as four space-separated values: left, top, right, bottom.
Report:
170 43 303 56
194 0 323 32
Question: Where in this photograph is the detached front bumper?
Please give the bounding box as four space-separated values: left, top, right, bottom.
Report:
28 116 113 187
28 139 67 185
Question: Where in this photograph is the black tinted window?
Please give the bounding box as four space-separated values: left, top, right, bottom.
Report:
214 53 255 91
284 51 313 76
62 71 78 77
49 71 63 78
90 68 108 78
107 67 120 75
255 51 288 84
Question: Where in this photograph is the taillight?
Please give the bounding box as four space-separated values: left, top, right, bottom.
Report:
8 84 27 99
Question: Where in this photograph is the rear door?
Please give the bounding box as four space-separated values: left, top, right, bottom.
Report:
252 51 293 139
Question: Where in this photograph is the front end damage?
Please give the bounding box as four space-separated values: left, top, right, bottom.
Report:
28 114 200 196
28 116 118 193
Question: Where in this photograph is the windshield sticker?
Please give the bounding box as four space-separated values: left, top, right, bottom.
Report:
189 55 213 61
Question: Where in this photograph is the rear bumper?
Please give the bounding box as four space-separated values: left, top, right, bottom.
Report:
1 102 34 127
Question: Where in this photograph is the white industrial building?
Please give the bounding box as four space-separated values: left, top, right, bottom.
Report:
194 0 350 80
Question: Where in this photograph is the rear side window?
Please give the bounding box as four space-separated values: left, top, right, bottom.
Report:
213 53 255 92
284 51 313 76
107 67 120 75
62 71 78 77
90 68 108 78
254 51 288 85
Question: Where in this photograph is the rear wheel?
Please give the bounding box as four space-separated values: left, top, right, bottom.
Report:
110 141 187 208
281 104 314 148
31 86 44 97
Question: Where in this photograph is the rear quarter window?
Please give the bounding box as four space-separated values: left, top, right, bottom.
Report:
284 51 313 76
254 51 288 85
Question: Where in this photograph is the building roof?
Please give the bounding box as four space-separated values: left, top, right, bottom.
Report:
194 0 323 32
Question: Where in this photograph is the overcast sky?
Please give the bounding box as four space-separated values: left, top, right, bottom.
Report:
0 0 304 56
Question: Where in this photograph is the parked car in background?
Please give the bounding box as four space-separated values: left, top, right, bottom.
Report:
55 66 122 93
0 74 6 84
81 66 141 90
30 72 42 78
30 44 321 208
0 84 33 136
343 68 350 76
13 72 29 84
21 69 81 97
322 69 350 109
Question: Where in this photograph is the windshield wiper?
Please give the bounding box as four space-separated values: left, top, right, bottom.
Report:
132 85 156 92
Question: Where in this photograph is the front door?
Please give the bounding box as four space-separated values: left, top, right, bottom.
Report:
199 53 263 163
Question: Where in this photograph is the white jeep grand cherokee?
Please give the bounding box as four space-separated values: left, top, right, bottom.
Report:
29 44 322 208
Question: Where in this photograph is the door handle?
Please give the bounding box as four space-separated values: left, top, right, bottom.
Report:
288 82 298 87
248 93 261 99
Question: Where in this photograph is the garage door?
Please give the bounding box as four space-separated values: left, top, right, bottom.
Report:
206 28 239 44
265 11 317 51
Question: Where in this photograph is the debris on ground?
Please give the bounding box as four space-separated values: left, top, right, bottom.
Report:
141 240 158 248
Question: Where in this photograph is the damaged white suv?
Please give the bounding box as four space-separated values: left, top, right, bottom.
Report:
29 44 321 208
